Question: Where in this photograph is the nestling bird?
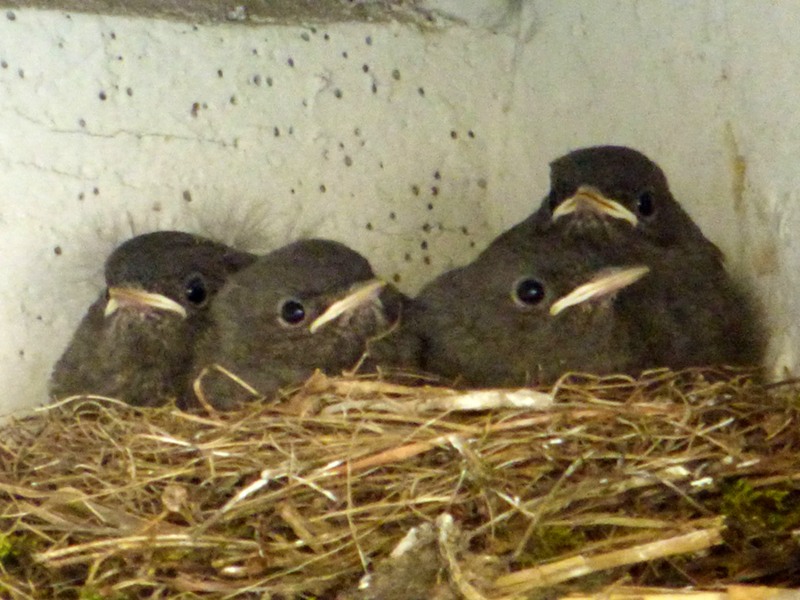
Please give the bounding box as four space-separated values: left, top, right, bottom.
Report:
409 231 649 387
49 231 256 407
191 239 414 410
493 144 763 370
499 145 724 263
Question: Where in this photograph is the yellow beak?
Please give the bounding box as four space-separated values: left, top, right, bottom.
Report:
552 185 639 227
309 279 387 334
104 287 188 319
550 265 650 316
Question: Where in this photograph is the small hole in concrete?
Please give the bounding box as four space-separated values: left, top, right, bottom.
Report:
422 223 431 233
334 88 343 99
217 69 223 77
411 185 420 196
423 256 431 265
427 203 434 210
392 69 400 80
6 10 16 21
98 91 107 101
344 156 353 166
266 76 273 86
371 82 377 94
230 95 237 105
319 184 327 193
393 273 401 283
93 187 100 195
342 51 348 59
431 186 439 196
418 87 425 96
253 74 262 86
389 211 396 220
78 118 86 128
362 64 369 73
450 130 458 139
287 57 295 67
126 87 133 97
17 68 24 78
433 170 441 180
468 130 476 138
191 102 200 117
404 253 411 262
0 60 7 69
301 32 310 42
420 241 428 250
274 127 280 137
183 190 192 203
54 246 62 256
366 222 373 231
365 36 372 45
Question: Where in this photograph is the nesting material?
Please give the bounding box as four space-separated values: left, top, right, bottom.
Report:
2 368 800 599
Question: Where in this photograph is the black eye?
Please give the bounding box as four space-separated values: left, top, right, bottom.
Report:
279 299 306 326
184 276 208 305
512 277 546 307
636 191 656 217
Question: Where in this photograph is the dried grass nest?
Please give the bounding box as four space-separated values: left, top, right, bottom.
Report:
2 368 800 599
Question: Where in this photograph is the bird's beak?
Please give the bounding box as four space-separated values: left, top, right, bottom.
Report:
549 265 650 316
104 287 188 319
552 185 639 227
309 279 387 334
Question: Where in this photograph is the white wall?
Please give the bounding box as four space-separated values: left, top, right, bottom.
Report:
1 1 796 417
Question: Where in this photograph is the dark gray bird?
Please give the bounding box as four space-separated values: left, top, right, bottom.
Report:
613 241 763 369
491 145 762 370
498 145 724 263
409 232 649 387
191 239 415 410
49 231 256 407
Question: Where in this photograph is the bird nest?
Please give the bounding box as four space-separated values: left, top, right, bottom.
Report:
2 368 800 599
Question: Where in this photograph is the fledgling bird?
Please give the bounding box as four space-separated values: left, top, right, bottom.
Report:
409 232 649 387
496 144 762 369
191 239 415 410
49 231 256 407
499 145 724 263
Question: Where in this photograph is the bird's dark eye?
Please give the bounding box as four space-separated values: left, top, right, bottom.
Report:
184 276 208 306
279 299 306 326
512 277 546 307
636 191 656 217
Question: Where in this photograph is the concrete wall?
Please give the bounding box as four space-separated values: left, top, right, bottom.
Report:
1 0 797 417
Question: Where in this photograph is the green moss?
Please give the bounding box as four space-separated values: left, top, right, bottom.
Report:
0 534 13 561
720 479 800 534
523 524 588 562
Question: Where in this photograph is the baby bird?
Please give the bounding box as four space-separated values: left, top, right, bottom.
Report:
50 231 255 406
191 239 414 409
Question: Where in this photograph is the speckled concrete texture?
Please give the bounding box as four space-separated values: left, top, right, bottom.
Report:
1 1 431 25
0 1 798 418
